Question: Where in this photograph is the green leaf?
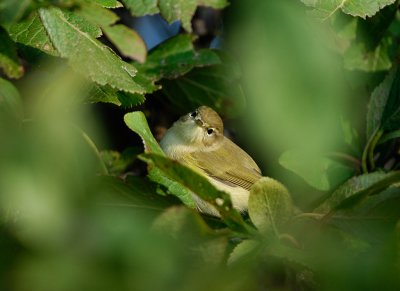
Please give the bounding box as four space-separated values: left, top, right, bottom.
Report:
0 77 23 122
340 117 362 156
7 12 58 56
381 69 400 132
88 85 122 106
319 186 400 244
227 239 261 265
103 24 147 63
75 2 119 27
248 177 293 236
343 37 392 72
100 148 139 175
158 0 229 32
279 149 354 191
124 111 164 155
122 0 159 16
322 171 400 214
160 52 246 117
0 27 23 79
301 0 397 20
0 0 33 24
316 172 390 213
93 175 177 212
92 0 123 8
366 69 396 140
123 111 196 207
379 129 400 144
139 153 249 232
39 7 146 94
140 34 221 81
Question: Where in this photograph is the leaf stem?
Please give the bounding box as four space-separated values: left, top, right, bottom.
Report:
368 130 383 170
73 125 108 175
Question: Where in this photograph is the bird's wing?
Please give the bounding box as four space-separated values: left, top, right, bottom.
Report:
182 138 262 190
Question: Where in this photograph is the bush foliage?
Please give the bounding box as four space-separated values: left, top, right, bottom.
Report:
1 0 400 290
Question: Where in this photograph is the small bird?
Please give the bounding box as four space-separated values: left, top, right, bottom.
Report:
160 106 262 216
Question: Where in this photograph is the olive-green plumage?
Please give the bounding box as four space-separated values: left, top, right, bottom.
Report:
160 106 261 215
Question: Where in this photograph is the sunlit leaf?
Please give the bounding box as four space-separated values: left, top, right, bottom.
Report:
122 0 159 16
75 2 119 27
39 7 146 94
92 0 123 8
103 24 147 63
7 12 58 56
158 0 229 32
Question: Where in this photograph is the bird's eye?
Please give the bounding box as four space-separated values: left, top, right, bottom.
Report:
207 128 214 135
190 111 197 118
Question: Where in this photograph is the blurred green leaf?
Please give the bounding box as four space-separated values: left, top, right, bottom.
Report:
316 171 390 212
301 0 397 20
75 2 119 27
0 77 23 122
279 149 354 191
366 69 396 139
248 177 293 236
103 24 147 63
340 117 362 156
158 0 229 32
122 0 159 16
140 153 249 232
227 239 260 265
0 0 33 24
100 148 139 175
324 171 400 214
0 27 23 79
343 37 392 71
39 7 146 94
140 34 221 81
7 12 58 56
93 175 177 211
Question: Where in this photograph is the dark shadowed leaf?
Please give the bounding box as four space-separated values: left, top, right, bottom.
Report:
366 69 396 139
139 34 221 81
0 27 23 79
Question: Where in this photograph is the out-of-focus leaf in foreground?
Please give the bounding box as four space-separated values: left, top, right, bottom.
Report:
248 177 293 236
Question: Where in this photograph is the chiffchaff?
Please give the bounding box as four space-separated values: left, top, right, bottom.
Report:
160 106 261 216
